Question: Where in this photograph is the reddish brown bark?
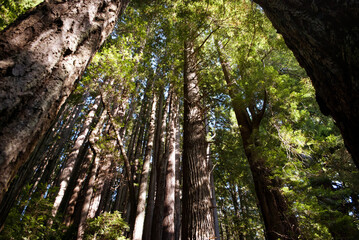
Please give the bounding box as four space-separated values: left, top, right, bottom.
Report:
253 0 359 166
182 39 215 240
0 0 128 203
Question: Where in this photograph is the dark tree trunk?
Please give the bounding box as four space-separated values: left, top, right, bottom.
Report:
216 41 301 240
151 92 171 240
77 109 106 240
0 0 128 203
253 0 359 166
182 39 215 240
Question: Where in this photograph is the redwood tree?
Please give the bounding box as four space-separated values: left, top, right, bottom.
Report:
253 0 359 166
0 0 128 203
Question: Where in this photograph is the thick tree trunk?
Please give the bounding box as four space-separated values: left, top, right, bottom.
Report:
253 0 359 166
132 94 158 240
182 39 215 240
0 0 128 203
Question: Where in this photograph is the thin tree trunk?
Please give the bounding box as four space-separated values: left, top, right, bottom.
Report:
175 115 182 240
162 91 178 240
0 0 128 203
51 96 101 219
132 93 158 240
182 39 215 239
77 109 107 240
143 92 165 240
151 91 171 240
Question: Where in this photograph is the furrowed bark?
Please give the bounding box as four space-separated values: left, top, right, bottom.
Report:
253 0 359 166
0 0 128 203
182 39 215 240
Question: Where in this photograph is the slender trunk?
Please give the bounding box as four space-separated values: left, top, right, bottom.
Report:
100 90 137 232
162 92 178 240
174 116 182 240
132 93 158 240
51 96 101 219
182 39 215 239
63 142 92 226
207 143 220 240
0 0 128 203
77 109 106 240
151 92 171 240
143 92 165 240
38 104 84 189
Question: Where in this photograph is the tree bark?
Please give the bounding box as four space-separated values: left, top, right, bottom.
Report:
0 0 128 203
216 41 301 240
132 93 158 240
252 0 359 166
182 39 215 240
51 95 101 219
143 92 165 240
162 91 178 240
151 91 171 240
77 109 107 240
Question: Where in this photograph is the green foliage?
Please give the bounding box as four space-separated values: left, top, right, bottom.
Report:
0 184 65 240
0 0 42 31
83 211 129 240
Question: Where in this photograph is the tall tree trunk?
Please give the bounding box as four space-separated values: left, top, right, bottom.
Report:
252 0 359 166
77 109 107 240
151 91 171 240
0 103 68 230
0 0 128 203
132 93 158 240
143 92 165 240
175 116 182 240
51 96 101 219
216 41 301 240
162 91 178 240
182 39 215 239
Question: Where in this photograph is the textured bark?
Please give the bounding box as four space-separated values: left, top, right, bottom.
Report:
132 94 158 240
0 0 128 203
182 39 215 240
0 104 64 230
162 92 178 240
253 0 359 166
